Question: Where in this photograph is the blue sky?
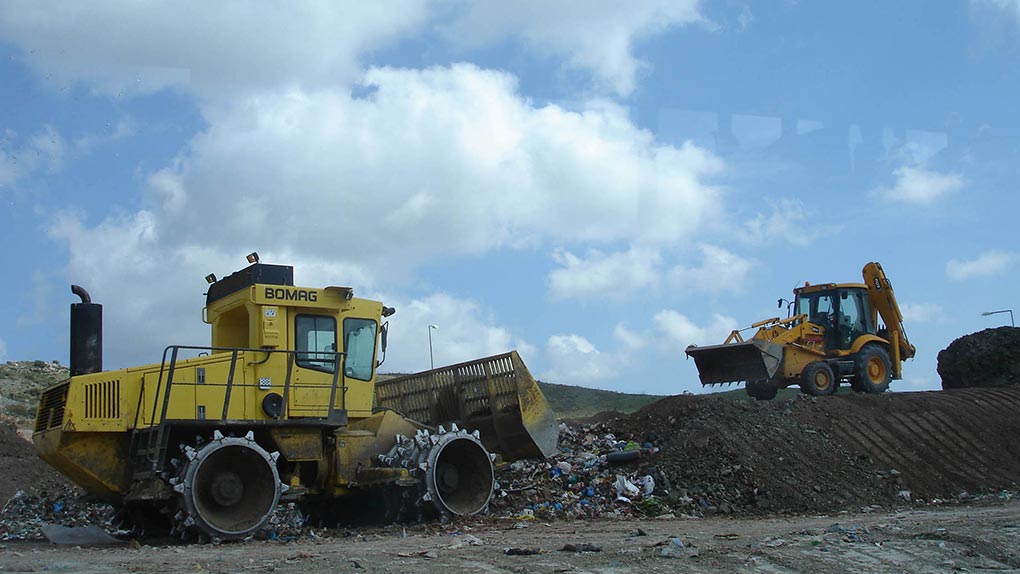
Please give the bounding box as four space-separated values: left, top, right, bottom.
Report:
2 1 1018 395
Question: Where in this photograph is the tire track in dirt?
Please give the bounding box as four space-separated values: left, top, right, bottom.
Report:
615 385 1020 514
793 386 1020 499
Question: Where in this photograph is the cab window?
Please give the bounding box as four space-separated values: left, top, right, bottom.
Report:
797 292 836 325
343 318 377 381
295 315 337 372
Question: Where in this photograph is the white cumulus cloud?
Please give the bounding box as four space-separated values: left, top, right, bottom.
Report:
0 1 712 100
873 165 964 205
899 303 948 324
45 64 723 340
981 0 1020 24
0 125 65 190
542 334 620 385
613 322 647 350
0 337 7 363
652 310 738 348
383 292 535 373
667 245 753 293
0 1 429 99
548 247 662 300
742 197 828 247
439 0 707 96
946 250 1020 281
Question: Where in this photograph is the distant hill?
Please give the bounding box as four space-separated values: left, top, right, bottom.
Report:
536 381 664 419
0 361 69 425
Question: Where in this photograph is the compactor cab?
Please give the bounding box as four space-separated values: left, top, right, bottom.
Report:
685 262 916 400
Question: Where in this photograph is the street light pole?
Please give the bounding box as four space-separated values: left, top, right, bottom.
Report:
428 324 438 369
981 309 1015 327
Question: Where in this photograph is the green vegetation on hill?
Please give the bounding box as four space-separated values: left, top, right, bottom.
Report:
536 381 663 420
0 361 69 424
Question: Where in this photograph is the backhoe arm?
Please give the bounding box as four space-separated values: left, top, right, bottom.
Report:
862 262 916 377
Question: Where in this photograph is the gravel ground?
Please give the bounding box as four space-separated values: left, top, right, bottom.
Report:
2 500 1019 573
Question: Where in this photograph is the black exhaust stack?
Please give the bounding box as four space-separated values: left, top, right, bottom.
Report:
70 285 102 376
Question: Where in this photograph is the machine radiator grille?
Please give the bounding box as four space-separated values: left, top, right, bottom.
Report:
34 382 70 432
84 379 121 419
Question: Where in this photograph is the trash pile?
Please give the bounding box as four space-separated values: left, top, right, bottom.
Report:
0 490 116 541
490 420 701 521
490 394 905 521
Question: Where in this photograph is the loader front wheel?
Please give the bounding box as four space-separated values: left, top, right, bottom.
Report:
800 362 837 396
746 381 778 401
854 344 892 394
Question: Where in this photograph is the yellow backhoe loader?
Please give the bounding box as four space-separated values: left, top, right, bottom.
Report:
685 262 915 400
34 254 557 541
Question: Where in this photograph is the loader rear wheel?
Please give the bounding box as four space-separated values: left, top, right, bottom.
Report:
746 381 778 401
854 344 892 394
800 362 837 396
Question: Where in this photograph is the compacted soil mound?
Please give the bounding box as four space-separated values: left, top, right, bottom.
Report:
0 423 72 504
614 393 892 514
612 386 1020 514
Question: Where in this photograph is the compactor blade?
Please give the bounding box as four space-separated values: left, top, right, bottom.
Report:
375 351 558 461
685 340 784 385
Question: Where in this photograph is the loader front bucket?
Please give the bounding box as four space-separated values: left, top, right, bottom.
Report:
685 340 784 385
375 351 558 461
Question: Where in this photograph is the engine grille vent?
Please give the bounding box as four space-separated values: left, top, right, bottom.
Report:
84 379 121 420
34 382 70 432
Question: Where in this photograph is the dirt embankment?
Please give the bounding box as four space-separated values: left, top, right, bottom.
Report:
0 423 74 504
611 387 1020 514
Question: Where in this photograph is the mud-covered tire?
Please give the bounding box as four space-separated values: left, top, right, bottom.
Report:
746 381 779 401
800 362 837 396
854 344 892 393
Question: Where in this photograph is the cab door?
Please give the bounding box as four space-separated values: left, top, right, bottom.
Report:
290 313 340 416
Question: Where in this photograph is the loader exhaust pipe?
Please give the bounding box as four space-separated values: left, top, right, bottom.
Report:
70 285 102 376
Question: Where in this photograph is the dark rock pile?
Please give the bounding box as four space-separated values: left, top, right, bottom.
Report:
938 326 1020 389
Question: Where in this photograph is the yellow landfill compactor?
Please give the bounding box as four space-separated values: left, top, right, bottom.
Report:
685 262 915 400
34 255 558 541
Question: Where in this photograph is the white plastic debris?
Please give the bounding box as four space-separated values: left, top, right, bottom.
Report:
615 475 640 498
637 475 655 496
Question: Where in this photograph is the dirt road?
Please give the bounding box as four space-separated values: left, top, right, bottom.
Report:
2 501 1018 573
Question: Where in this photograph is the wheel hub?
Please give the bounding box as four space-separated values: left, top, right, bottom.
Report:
210 472 244 506
868 358 884 381
437 464 460 491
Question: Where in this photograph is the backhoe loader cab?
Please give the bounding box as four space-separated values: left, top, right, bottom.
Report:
792 283 875 353
685 262 915 400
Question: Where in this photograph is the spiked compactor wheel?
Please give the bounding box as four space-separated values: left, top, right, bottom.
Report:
169 431 286 541
380 424 496 517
